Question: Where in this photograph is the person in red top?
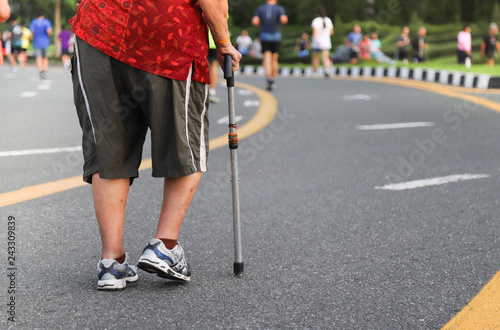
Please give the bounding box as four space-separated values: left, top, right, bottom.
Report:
70 0 241 290
0 0 10 68
0 0 10 23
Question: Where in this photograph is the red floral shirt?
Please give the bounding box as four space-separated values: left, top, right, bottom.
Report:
69 0 210 83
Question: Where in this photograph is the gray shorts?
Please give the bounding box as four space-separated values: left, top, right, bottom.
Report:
72 37 209 183
34 48 48 58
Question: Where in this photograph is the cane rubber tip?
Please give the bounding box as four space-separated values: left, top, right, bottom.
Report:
234 262 244 276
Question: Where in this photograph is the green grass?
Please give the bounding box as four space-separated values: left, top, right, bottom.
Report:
408 56 500 75
275 57 500 76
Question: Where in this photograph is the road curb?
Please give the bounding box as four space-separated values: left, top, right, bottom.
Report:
237 65 495 90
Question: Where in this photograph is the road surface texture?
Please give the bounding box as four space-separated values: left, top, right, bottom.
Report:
1 65 500 328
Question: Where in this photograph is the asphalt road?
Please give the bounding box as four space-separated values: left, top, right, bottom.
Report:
1 65 500 329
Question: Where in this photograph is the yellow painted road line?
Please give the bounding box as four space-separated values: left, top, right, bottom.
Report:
375 77 500 114
441 271 500 329
329 76 500 114
210 81 278 149
0 81 277 208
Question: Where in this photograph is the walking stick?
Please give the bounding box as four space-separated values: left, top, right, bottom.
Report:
224 54 244 276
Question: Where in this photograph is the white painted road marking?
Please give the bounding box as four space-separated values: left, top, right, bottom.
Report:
357 122 435 130
243 100 261 107
342 94 375 101
216 115 244 125
38 83 52 90
20 91 38 98
237 89 254 96
375 174 491 191
0 146 82 157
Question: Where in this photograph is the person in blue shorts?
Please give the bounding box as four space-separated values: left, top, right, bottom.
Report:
30 10 52 79
344 24 362 64
252 0 288 91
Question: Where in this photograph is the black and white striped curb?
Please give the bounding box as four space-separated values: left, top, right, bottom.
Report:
235 65 496 90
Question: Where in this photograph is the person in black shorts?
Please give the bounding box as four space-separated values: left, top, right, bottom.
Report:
5 14 22 72
481 23 500 66
412 27 428 63
71 0 241 290
252 0 288 91
396 26 410 64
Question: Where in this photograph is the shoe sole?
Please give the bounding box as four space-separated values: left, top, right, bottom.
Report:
97 274 138 290
137 255 190 282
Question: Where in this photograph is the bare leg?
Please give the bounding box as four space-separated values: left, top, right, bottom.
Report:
312 51 319 73
263 50 273 78
61 54 70 65
154 172 202 240
42 57 49 72
272 53 279 79
322 50 331 72
19 51 27 67
36 56 43 72
210 61 218 92
92 173 130 259
7 53 16 68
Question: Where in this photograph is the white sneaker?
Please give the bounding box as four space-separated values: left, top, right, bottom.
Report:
137 239 191 282
97 253 138 290
64 60 72 72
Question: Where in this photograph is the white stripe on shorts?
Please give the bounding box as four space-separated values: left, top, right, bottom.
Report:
199 84 209 172
74 39 96 144
184 65 198 172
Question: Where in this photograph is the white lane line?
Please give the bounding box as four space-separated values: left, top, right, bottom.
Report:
38 83 52 90
20 91 38 98
237 89 254 96
357 122 435 130
375 174 491 191
0 146 82 157
216 115 244 125
243 100 260 107
343 94 375 101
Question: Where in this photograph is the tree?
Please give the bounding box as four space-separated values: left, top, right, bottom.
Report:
423 0 459 24
492 0 500 24
473 0 495 23
11 0 76 57
460 0 475 23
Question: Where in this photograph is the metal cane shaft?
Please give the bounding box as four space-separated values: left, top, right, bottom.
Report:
224 54 244 275
228 85 242 264
230 148 242 264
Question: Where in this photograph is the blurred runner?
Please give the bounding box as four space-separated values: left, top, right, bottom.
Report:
58 25 73 71
30 10 52 79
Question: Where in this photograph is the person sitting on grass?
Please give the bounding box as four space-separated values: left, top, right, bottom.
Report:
295 32 310 58
370 33 396 65
358 34 372 60
236 30 252 57
395 26 410 64
344 24 362 64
